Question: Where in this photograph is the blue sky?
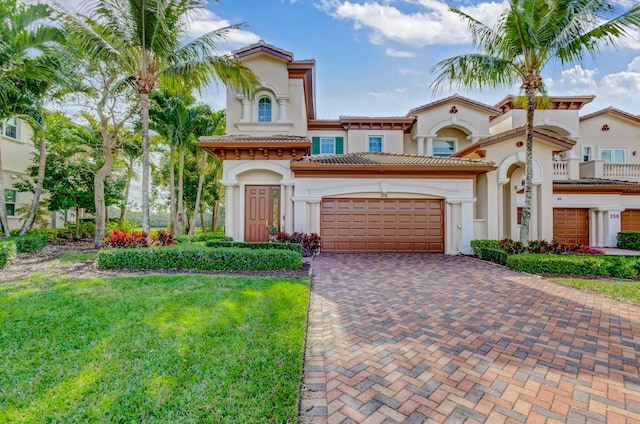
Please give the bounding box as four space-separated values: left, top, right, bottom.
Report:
58 0 640 117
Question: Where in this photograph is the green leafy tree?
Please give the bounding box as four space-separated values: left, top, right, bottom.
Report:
0 1 62 236
62 0 258 241
431 0 640 242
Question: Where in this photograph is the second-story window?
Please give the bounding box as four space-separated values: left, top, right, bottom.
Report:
320 137 335 154
258 97 272 122
600 147 626 163
368 136 383 152
433 139 456 157
3 118 18 139
582 146 592 162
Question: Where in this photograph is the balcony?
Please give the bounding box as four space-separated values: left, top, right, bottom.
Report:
553 161 569 180
579 160 640 182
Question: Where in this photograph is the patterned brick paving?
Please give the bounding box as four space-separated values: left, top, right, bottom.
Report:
299 254 640 423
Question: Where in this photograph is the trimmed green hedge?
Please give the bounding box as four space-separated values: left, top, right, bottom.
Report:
470 239 501 255
1 233 50 253
174 233 232 244
205 240 303 253
478 247 508 266
617 232 640 250
0 241 17 269
506 254 640 279
97 245 302 271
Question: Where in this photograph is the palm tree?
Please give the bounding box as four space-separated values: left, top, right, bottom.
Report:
61 0 258 239
431 0 640 243
0 1 62 237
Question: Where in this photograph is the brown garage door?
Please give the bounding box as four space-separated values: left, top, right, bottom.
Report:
320 198 444 253
622 209 640 232
553 208 589 245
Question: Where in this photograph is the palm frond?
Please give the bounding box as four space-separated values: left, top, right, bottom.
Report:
430 54 520 93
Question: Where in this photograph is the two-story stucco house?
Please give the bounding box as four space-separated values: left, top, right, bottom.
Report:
198 41 640 254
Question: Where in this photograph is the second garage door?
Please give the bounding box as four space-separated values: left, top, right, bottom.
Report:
553 208 589 245
622 209 640 232
320 198 444 253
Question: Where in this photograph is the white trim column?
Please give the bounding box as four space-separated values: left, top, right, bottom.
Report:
276 95 290 122
282 180 295 233
307 200 321 234
426 137 434 156
221 180 239 240
446 200 461 255
498 179 509 240
237 95 250 122
530 183 540 240
416 136 425 156
597 210 605 247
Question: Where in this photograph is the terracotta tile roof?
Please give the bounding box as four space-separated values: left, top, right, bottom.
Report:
408 94 502 117
293 152 494 167
198 135 310 143
579 107 640 124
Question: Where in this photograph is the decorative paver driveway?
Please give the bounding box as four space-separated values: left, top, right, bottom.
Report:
300 254 640 423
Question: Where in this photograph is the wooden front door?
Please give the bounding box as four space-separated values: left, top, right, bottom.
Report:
245 185 280 242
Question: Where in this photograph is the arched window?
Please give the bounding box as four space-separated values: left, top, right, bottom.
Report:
258 97 272 122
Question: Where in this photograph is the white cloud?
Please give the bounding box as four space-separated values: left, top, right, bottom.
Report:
398 67 421 76
600 58 640 96
385 48 416 58
558 65 599 92
320 0 507 47
186 9 260 46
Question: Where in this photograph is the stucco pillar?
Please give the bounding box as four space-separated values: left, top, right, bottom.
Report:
426 137 434 156
498 180 508 240
597 210 605 247
446 201 461 255
416 137 425 156
221 180 238 240
530 183 539 240
307 200 321 234
282 181 294 233
237 95 250 122
276 95 290 122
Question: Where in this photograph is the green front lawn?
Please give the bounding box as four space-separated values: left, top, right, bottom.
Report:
551 277 640 304
0 274 309 423
58 250 98 263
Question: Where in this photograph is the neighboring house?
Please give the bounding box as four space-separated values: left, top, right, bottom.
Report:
0 117 37 231
198 41 640 254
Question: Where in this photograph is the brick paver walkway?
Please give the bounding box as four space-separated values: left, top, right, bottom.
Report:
300 254 640 423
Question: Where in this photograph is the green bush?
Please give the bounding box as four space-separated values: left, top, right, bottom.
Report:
5 234 50 253
174 233 232 243
470 239 501 255
98 245 302 271
205 240 303 253
478 248 508 266
62 221 95 239
617 232 640 250
0 241 17 269
506 254 640 279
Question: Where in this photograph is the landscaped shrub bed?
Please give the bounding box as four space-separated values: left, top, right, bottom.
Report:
478 247 508 266
617 232 640 250
0 241 17 268
506 254 640 279
4 233 51 253
98 245 302 271
471 238 604 256
205 240 303 253
174 232 232 243
272 231 320 257
470 240 501 255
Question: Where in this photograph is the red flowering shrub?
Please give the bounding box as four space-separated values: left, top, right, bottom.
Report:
273 231 321 257
103 229 149 248
496 238 604 255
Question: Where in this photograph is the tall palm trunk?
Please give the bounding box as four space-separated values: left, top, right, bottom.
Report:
188 152 207 235
168 147 177 233
119 157 134 224
519 86 536 243
176 145 185 235
94 141 114 248
140 90 151 240
19 134 46 235
0 144 10 237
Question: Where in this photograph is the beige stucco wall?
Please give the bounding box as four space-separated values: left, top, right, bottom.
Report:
346 130 404 153
490 109 580 137
1 119 37 230
226 53 308 136
412 103 493 139
577 114 640 164
474 137 557 241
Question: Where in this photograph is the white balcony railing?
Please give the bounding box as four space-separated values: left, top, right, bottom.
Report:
602 163 640 182
553 161 569 180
